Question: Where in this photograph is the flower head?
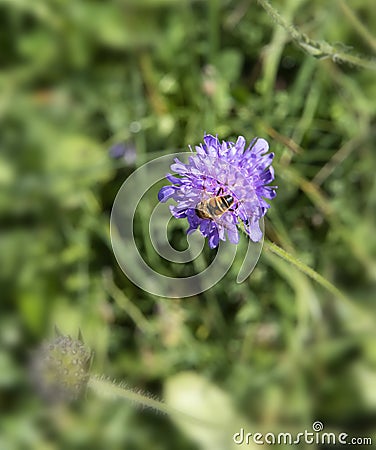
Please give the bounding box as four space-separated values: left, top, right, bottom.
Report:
30 331 92 403
158 134 277 248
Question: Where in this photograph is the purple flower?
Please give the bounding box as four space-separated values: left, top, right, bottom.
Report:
109 142 137 165
158 134 277 248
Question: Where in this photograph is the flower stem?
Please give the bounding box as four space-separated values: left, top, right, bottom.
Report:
87 375 218 428
257 0 376 70
337 0 376 53
264 240 346 301
88 375 171 413
263 240 374 328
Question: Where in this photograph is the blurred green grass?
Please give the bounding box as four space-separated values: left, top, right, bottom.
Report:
0 0 375 449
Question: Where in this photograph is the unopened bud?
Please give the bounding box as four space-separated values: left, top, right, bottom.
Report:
30 333 92 403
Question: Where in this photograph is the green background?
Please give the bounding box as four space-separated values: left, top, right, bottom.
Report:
1 0 375 448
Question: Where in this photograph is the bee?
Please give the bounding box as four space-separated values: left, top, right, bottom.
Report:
195 188 235 220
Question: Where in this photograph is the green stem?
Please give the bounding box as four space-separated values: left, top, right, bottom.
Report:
88 375 172 414
88 375 218 428
102 271 153 336
264 240 346 301
257 0 376 70
208 0 220 64
262 240 375 329
337 0 376 53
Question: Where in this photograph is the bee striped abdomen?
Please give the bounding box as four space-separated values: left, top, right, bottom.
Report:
195 194 234 220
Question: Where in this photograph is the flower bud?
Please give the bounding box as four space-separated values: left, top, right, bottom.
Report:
30 332 92 403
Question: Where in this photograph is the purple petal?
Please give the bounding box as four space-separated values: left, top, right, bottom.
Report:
228 136 245 159
226 226 239 244
166 173 183 185
218 224 226 241
186 208 200 228
247 220 263 242
158 186 177 202
169 205 187 218
258 185 277 200
200 219 212 236
250 138 269 155
260 166 275 184
203 134 219 151
171 158 188 174
208 229 220 248
195 145 207 157
257 153 275 171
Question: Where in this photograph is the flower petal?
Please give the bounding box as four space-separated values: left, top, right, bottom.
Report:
208 229 220 248
158 186 178 202
169 205 187 218
226 226 239 244
247 220 263 242
250 137 269 155
166 173 183 185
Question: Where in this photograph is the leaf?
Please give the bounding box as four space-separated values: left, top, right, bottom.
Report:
164 372 256 450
